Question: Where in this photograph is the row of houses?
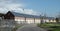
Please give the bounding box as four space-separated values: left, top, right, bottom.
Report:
3 11 56 24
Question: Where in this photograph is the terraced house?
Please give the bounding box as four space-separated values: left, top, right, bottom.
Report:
4 11 56 24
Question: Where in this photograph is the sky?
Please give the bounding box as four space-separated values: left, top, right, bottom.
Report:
0 0 60 17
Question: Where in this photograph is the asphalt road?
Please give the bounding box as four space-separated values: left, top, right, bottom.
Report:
16 24 47 31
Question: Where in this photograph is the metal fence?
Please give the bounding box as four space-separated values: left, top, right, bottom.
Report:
0 19 15 31
0 19 28 31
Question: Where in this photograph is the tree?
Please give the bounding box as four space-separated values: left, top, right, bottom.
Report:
55 18 59 23
0 13 4 17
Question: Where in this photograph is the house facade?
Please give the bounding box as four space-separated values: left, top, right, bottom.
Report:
4 11 56 24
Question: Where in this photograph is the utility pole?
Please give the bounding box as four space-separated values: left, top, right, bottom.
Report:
22 8 27 24
44 8 47 23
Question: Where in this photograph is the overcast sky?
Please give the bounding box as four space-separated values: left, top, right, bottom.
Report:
0 0 60 17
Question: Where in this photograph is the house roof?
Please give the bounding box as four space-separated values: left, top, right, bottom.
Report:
10 11 40 18
46 17 55 20
7 11 55 19
40 16 55 20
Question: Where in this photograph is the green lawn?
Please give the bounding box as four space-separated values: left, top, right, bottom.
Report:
37 23 60 31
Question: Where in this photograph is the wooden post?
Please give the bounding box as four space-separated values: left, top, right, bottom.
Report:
34 18 35 24
25 17 26 24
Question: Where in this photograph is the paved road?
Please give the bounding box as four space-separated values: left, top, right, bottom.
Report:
16 24 47 31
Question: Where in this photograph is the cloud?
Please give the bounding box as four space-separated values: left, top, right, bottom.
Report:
14 9 40 15
0 0 25 13
0 0 40 16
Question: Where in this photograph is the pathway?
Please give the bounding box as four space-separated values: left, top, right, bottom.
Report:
16 24 47 31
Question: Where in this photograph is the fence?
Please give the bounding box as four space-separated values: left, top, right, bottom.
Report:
0 19 15 31
0 19 28 31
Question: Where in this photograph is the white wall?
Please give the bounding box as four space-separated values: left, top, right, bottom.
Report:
49 20 56 22
43 19 56 23
35 18 41 23
15 17 41 24
15 17 25 24
45 19 49 22
53 20 56 22
14 16 56 24
26 18 34 24
50 20 54 22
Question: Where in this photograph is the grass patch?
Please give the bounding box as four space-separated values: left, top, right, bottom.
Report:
12 25 21 31
37 23 60 31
